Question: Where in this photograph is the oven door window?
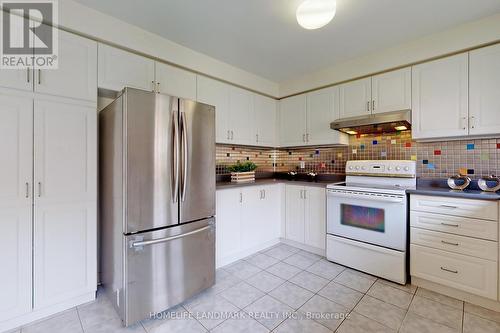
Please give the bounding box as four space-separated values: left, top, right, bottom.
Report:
340 203 385 233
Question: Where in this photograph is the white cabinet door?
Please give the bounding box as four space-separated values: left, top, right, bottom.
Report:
228 86 254 145
254 94 276 147
372 68 411 114
262 185 281 241
240 187 263 250
155 62 197 100
304 187 326 250
35 29 97 102
285 185 305 243
0 94 33 321
33 99 97 308
98 44 155 92
0 15 33 91
216 189 241 266
197 76 230 144
469 44 500 136
412 54 469 139
339 78 371 119
279 95 307 147
306 87 348 145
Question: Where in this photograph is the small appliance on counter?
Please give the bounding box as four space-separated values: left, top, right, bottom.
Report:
326 160 416 284
478 175 500 192
447 174 471 190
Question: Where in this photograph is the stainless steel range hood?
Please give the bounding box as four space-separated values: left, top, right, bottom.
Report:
330 110 411 135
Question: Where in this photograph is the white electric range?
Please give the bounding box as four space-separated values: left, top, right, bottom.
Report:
326 160 416 284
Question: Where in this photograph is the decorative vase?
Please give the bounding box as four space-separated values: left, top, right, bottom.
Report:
230 171 255 183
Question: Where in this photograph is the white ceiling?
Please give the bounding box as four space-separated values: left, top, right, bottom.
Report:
74 0 500 82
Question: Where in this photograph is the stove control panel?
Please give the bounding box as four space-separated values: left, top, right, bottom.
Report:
346 160 416 178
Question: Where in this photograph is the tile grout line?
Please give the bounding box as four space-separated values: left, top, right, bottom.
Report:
75 306 86 333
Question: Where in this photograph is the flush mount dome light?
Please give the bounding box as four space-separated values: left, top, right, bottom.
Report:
296 0 336 30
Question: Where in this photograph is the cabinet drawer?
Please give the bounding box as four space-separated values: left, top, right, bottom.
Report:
410 227 497 261
410 244 497 299
410 195 498 221
410 211 498 241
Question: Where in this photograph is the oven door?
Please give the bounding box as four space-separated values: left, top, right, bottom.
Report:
327 189 407 251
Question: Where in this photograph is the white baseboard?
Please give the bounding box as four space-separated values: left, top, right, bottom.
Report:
216 238 281 268
0 292 96 333
412 277 500 312
279 238 325 256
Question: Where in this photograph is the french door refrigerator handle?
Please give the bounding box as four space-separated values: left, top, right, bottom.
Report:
172 103 180 203
130 225 211 249
180 106 188 202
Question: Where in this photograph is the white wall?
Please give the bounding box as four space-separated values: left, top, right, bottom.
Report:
279 12 500 97
58 0 280 97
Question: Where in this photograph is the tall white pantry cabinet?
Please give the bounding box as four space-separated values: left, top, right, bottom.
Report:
0 21 97 332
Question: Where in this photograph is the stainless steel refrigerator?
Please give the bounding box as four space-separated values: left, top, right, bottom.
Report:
99 88 216 326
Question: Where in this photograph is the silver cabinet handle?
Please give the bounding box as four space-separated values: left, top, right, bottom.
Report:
440 267 458 274
306 133 309 142
156 82 160 94
37 69 41 85
171 108 180 203
441 222 459 227
303 189 307 199
440 204 457 209
259 190 263 199
302 134 306 142
25 182 29 198
27 68 30 83
180 110 188 202
263 189 266 199
231 130 234 140
227 130 230 140
130 225 211 249
240 192 243 203
300 190 303 199
461 116 467 130
441 240 459 246
256 134 259 143
470 116 476 129
37 182 41 197
151 80 155 92
372 100 375 111
367 101 370 112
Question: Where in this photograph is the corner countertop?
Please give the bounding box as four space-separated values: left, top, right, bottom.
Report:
407 179 500 201
216 173 345 190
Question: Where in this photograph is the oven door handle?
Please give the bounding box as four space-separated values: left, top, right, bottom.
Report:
327 190 405 203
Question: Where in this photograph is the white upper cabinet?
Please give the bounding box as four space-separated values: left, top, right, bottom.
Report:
338 77 371 118
0 15 33 92
412 54 469 139
35 29 97 102
0 94 33 321
98 44 155 92
155 62 197 100
253 94 277 147
371 68 411 114
33 99 97 308
306 87 348 146
196 76 230 144
228 86 254 145
280 94 307 146
469 44 500 136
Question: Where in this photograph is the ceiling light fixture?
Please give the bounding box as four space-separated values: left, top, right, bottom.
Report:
296 0 336 30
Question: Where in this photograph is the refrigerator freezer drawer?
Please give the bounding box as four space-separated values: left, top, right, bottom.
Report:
124 218 215 326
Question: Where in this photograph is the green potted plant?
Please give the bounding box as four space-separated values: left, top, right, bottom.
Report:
227 161 258 183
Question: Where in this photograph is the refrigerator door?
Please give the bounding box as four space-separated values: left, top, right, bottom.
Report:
179 99 216 223
125 218 215 326
125 89 179 234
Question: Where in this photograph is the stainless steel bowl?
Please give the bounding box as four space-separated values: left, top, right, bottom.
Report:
478 175 500 192
447 175 471 190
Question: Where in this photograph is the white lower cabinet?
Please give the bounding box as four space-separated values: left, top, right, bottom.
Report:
285 185 326 250
0 92 97 331
216 185 281 267
410 195 499 301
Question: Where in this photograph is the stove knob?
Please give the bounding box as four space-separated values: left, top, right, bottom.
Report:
395 166 401 171
355 166 360 170
387 166 392 171
348 166 353 170
404 166 410 171
361 166 366 170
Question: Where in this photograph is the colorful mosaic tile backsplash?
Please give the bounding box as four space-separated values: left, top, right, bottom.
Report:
216 131 500 179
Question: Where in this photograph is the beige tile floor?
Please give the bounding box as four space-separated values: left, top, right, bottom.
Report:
10 243 500 333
